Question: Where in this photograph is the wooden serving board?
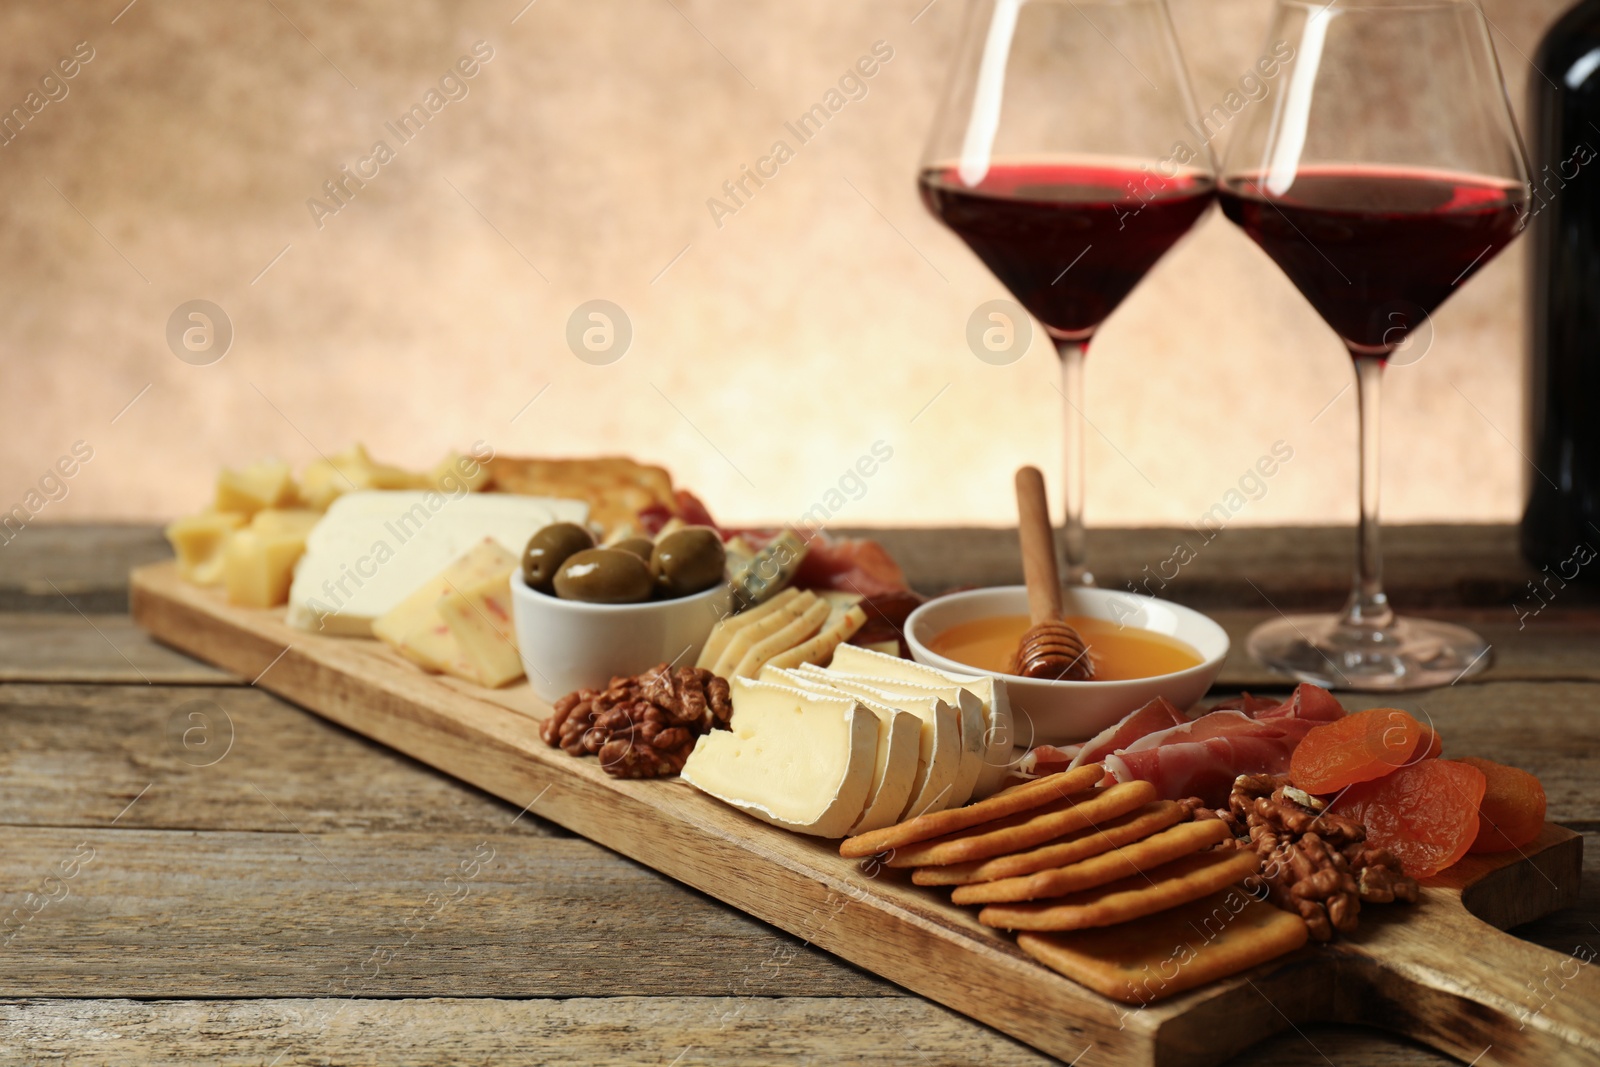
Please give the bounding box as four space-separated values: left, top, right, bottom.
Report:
129 562 1598 1067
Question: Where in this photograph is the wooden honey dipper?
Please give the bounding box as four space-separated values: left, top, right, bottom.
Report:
1012 466 1095 681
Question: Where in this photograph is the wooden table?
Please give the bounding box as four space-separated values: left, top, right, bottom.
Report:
2 523 1595 1066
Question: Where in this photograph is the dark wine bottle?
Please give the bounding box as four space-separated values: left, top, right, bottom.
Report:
1523 0 1600 578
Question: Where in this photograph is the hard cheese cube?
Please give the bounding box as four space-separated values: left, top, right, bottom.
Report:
215 460 297 516
249 508 321 539
224 528 309 608
439 572 523 688
371 539 519 685
165 511 246 585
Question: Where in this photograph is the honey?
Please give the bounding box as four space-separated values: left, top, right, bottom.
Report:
926 614 1203 681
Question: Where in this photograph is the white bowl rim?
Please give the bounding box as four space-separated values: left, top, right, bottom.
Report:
905 585 1230 689
510 569 731 615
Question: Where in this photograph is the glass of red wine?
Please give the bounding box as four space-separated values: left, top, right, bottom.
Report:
1220 0 1531 689
919 0 1216 586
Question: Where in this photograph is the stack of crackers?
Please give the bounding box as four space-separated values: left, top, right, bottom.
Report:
487 456 678 536
840 764 1310 1004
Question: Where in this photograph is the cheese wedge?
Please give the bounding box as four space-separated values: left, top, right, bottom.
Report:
372 538 520 684
438 570 524 688
696 588 801 669
681 679 878 839
762 667 920 834
831 644 1018 799
287 491 585 635
793 667 964 819
836 676 986 813
709 591 818 678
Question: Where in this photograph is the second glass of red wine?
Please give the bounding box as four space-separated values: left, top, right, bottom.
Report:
1220 0 1531 690
919 0 1216 586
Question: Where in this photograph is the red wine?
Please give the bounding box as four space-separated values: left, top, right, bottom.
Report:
1523 0 1600 576
1219 166 1528 358
919 161 1215 344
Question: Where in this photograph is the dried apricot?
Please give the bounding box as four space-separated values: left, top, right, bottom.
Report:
1414 725 1442 761
1453 757 1546 853
1333 760 1486 879
1290 707 1424 793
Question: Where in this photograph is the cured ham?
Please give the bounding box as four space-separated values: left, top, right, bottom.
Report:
1031 684 1346 806
1067 697 1188 770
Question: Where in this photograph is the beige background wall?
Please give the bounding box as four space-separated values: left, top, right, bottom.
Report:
0 0 1566 530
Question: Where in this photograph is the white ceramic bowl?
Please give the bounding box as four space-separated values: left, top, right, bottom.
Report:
905 586 1229 746
510 571 732 702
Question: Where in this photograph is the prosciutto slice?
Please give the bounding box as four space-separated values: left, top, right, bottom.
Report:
1067 697 1188 770
1035 684 1346 806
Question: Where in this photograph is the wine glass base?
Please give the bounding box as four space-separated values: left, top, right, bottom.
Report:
1246 614 1492 692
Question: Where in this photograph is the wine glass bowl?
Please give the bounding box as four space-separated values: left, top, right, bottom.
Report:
920 0 1217 585
1220 0 1531 690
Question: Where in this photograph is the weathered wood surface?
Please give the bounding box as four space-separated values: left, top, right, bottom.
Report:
3 525 1598 1067
0 522 1574 612
0 999 1459 1067
123 561 1599 1067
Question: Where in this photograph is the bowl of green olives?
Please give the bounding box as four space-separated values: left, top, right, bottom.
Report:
510 522 732 701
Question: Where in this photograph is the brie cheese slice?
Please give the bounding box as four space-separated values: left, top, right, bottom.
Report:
287 490 586 635
830 644 1018 798
833 675 986 812
762 667 920 834
794 667 964 819
680 678 878 839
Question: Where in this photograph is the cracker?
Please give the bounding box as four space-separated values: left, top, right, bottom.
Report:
978 849 1262 931
487 456 677 535
913 801 1186 887
1016 890 1309 1004
838 765 1105 860
884 780 1158 869
949 819 1232 905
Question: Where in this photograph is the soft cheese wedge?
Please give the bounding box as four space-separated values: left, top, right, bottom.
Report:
761 667 920 834
792 666 965 819
287 491 586 635
681 679 878 839
831 644 1018 798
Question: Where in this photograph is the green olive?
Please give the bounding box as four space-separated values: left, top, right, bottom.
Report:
553 547 654 604
522 523 596 594
611 536 654 562
651 526 727 598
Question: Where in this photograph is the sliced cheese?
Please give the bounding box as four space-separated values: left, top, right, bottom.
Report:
793 666 964 819
762 667 920 834
836 675 985 812
681 678 878 839
831 643 1018 799
731 596 831 678
287 491 585 635
764 605 868 672
709 591 817 678
696 587 801 669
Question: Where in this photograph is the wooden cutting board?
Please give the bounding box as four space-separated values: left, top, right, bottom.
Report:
129 562 1597 1067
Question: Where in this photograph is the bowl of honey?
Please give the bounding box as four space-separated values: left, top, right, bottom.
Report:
904 586 1229 744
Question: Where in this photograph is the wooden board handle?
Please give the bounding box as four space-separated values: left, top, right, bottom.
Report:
1332 828 1598 1067
1015 466 1062 626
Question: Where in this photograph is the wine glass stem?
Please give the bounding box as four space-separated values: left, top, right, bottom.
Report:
1344 355 1393 631
1057 339 1093 587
